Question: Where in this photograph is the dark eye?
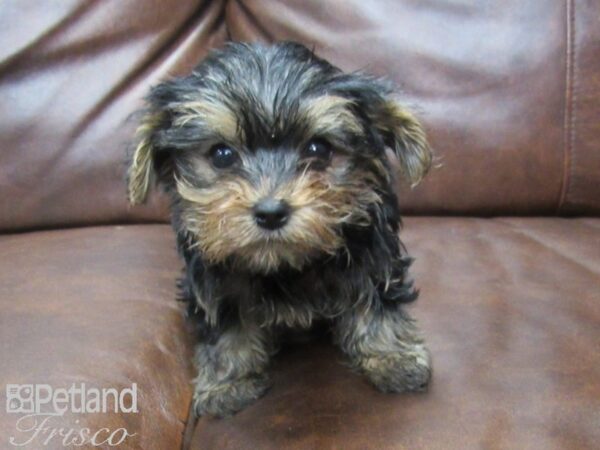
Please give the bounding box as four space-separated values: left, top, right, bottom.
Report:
303 139 332 161
209 144 238 169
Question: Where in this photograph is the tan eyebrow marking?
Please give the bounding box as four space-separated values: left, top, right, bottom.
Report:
302 95 363 135
173 100 241 143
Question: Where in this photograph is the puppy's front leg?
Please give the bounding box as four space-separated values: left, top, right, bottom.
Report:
334 306 431 393
193 321 272 417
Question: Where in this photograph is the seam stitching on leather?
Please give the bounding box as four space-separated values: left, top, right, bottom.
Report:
567 0 579 210
559 0 576 213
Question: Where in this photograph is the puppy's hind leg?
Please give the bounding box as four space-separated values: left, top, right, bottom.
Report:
334 306 431 393
193 320 273 417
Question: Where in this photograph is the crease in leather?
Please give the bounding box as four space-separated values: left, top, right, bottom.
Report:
69 0 227 140
493 218 600 277
0 1 94 72
229 0 275 41
580 219 600 230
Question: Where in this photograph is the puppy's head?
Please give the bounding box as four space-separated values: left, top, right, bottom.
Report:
128 42 431 273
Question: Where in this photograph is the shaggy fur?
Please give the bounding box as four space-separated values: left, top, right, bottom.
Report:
127 41 432 417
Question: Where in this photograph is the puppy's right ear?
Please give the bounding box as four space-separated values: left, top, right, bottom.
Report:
127 111 164 205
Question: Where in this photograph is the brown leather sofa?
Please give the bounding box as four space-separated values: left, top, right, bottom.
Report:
1 1 599 449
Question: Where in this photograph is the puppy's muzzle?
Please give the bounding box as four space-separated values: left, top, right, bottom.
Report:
253 198 291 230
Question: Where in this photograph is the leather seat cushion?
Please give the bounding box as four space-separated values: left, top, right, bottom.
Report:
0 219 598 449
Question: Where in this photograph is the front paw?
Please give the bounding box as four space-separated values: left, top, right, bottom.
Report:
193 372 271 417
360 344 432 393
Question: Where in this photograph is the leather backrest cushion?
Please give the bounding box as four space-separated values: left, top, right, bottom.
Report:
1 1 598 231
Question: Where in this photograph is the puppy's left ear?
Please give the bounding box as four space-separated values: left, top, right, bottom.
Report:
127 111 164 205
373 100 432 186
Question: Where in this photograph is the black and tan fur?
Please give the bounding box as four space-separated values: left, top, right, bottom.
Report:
127 42 432 417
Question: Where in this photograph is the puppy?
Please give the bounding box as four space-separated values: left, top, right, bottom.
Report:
128 42 432 417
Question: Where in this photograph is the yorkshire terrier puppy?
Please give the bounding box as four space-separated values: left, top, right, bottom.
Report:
128 42 432 417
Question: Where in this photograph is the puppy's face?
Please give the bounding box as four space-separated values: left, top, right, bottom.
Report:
128 42 431 273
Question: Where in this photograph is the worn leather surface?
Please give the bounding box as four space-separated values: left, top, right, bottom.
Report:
1 1 599 233
0 225 194 450
190 217 600 449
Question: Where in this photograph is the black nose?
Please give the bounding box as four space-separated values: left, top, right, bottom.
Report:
253 199 291 230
